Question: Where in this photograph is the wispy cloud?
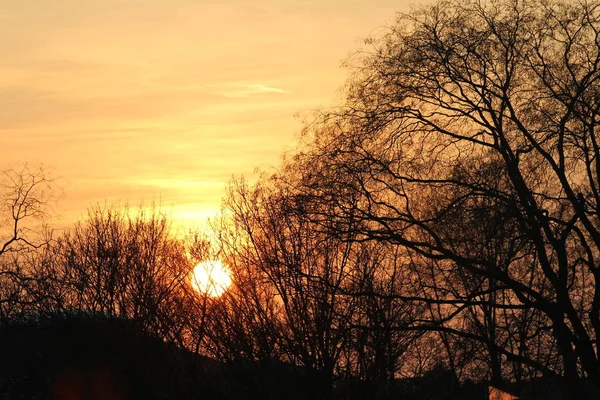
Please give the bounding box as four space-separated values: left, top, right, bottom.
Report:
210 84 289 98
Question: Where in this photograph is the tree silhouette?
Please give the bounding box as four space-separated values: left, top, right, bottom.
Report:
0 164 57 319
206 177 424 399
33 204 201 347
286 0 600 396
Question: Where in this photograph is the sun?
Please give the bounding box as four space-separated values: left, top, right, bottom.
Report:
191 260 232 297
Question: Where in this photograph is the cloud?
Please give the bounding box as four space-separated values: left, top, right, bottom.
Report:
210 84 289 98
0 84 225 130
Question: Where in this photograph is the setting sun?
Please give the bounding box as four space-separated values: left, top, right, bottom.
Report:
191 260 232 297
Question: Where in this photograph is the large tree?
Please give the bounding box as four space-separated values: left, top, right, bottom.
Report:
289 0 600 396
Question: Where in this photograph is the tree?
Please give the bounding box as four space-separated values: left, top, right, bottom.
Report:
0 164 57 318
218 179 360 399
0 164 56 257
289 0 600 396
208 177 424 399
35 204 201 347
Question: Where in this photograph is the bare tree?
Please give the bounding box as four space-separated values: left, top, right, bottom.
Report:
288 0 600 396
207 177 424 399
0 164 58 318
0 164 56 256
35 204 200 347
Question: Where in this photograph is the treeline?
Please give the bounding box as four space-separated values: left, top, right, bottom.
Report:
0 171 442 399
3 0 600 398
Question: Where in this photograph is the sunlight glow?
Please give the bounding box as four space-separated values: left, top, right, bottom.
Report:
191 260 232 297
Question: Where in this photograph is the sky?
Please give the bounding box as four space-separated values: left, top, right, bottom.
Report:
0 0 417 232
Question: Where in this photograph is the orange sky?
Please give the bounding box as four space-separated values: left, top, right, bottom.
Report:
0 0 417 231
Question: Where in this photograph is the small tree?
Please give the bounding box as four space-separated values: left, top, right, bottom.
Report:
0 164 57 318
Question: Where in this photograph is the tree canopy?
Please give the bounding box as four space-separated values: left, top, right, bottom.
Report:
285 0 600 396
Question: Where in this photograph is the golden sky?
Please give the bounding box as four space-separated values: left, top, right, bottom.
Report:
0 0 414 231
